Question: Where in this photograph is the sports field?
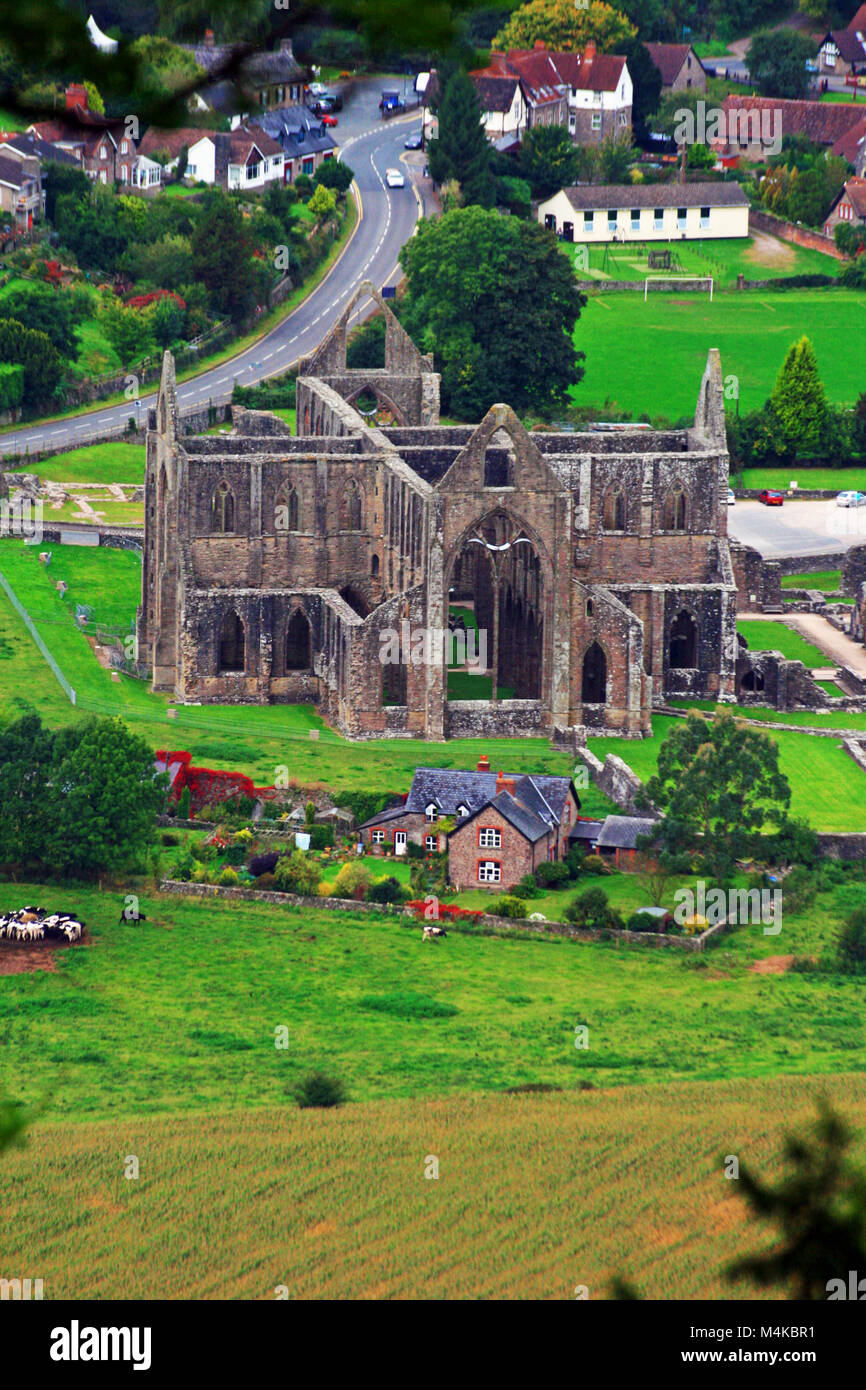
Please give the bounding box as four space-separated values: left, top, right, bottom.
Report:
572 289 864 419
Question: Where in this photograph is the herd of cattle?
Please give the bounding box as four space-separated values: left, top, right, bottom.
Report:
0 906 85 944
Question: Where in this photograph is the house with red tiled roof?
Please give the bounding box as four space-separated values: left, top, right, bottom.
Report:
817 4 866 76
716 95 866 161
824 176 866 235
832 113 866 175
470 40 631 147
27 85 126 183
142 123 285 189
645 42 706 93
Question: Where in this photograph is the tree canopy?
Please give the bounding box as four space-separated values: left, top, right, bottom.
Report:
748 29 815 101
399 205 586 420
493 0 637 52
638 711 792 873
428 67 495 208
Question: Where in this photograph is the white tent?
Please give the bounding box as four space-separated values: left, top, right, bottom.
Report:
86 14 118 54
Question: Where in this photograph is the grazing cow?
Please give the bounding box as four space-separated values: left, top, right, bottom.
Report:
118 908 147 925
422 925 448 940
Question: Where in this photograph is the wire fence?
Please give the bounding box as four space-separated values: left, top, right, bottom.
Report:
0 565 76 705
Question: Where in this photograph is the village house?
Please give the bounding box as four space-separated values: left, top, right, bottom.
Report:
714 95 866 161
824 176 866 235
28 84 122 183
0 153 42 229
816 4 866 77
832 115 866 177
469 42 632 146
538 180 750 242
568 814 657 869
140 124 285 190
645 42 707 93
183 30 307 124
251 107 338 181
358 759 581 890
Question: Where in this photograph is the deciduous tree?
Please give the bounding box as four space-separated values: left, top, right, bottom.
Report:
493 0 637 52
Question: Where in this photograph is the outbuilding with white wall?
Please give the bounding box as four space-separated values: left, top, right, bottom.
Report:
538 181 750 243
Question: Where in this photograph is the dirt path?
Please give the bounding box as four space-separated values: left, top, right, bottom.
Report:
743 229 796 268
742 612 866 678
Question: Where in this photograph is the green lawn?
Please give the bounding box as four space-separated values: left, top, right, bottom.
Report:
820 90 866 103
667 698 866 731
780 570 842 591
562 236 840 290
815 680 845 697
1 871 865 1124
738 469 866 491
572 290 864 418
447 671 515 700
591 714 866 831
6 442 145 483
737 618 832 667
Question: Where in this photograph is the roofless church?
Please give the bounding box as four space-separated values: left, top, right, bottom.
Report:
137 281 737 740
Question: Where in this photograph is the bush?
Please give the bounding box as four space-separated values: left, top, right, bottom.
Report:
837 908 866 974
160 831 179 846
177 787 192 819
627 910 668 933
222 844 247 866
534 860 571 889
250 851 280 877
490 895 528 918
294 173 314 199
564 845 586 879
332 861 373 901
218 866 239 886
174 848 194 882
316 880 333 897
308 823 335 850
581 856 611 876
256 872 276 889
293 1071 347 1109
274 850 323 896
563 887 615 929
368 876 410 904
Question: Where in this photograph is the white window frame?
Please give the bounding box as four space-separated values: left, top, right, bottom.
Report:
478 860 501 884
425 835 438 851
630 209 640 231
425 804 438 823
370 829 385 844
591 112 601 130
478 827 502 849
653 208 664 229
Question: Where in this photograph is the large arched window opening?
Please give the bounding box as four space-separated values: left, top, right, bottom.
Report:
285 609 312 671
212 480 235 533
276 486 299 533
602 486 626 531
341 481 362 532
669 611 697 669
663 488 687 531
219 610 245 672
582 642 607 704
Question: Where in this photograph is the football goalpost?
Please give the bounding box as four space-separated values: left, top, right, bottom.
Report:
644 275 714 301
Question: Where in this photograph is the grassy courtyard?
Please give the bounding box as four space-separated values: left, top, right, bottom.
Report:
736 618 833 667
572 289 865 419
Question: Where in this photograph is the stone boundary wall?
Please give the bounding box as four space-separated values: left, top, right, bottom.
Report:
157 878 726 950
35 524 143 551
774 552 848 576
576 745 655 815
575 278 717 294
0 403 233 467
735 488 844 501
747 208 843 259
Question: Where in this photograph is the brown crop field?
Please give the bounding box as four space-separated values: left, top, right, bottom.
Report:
5 1073 866 1300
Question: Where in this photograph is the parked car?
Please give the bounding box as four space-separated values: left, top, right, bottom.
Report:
385 167 405 188
836 490 866 507
758 489 784 506
726 488 735 505
321 112 339 126
404 132 423 149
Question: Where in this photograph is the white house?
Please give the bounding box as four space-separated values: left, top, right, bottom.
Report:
470 42 632 147
538 181 750 243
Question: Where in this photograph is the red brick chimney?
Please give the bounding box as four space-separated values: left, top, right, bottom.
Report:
65 83 88 112
477 755 491 773
204 28 215 48
489 51 507 72
534 40 546 50
583 41 597 64
496 771 516 797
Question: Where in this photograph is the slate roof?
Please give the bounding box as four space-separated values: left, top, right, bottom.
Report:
721 95 866 147
0 132 77 166
551 181 749 210
568 818 605 843
359 766 576 837
644 42 700 86
0 154 30 188
181 40 305 85
595 816 658 850
251 108 337 157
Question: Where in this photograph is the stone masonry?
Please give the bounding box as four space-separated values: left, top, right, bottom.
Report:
137 281 738 740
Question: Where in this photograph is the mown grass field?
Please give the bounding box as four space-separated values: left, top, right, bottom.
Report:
737 469 866 491
6 1075 866 1300
572 290 865 418
14 442 146 484
780 569 842 590
562 235 840 289
737 618 832 667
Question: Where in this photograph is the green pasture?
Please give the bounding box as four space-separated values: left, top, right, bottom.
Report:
736 618 832 667
780 570 842 591
572 289 864 418
737 469 866 491
561 236 840 289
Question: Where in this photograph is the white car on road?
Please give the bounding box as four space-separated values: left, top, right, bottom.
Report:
835 490 866 507
726 488 735 505
385 167 405 188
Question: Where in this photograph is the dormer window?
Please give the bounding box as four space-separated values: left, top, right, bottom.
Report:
425 804 438 823
456 804 469 818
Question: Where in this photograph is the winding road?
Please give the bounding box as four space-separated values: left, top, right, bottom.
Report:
3 96 423 458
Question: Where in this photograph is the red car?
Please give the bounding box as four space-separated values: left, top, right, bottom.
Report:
758 489 784 506
321 112 338 126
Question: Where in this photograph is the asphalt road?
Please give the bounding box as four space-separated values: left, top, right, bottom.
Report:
728 498 866 559
3 90 422 458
